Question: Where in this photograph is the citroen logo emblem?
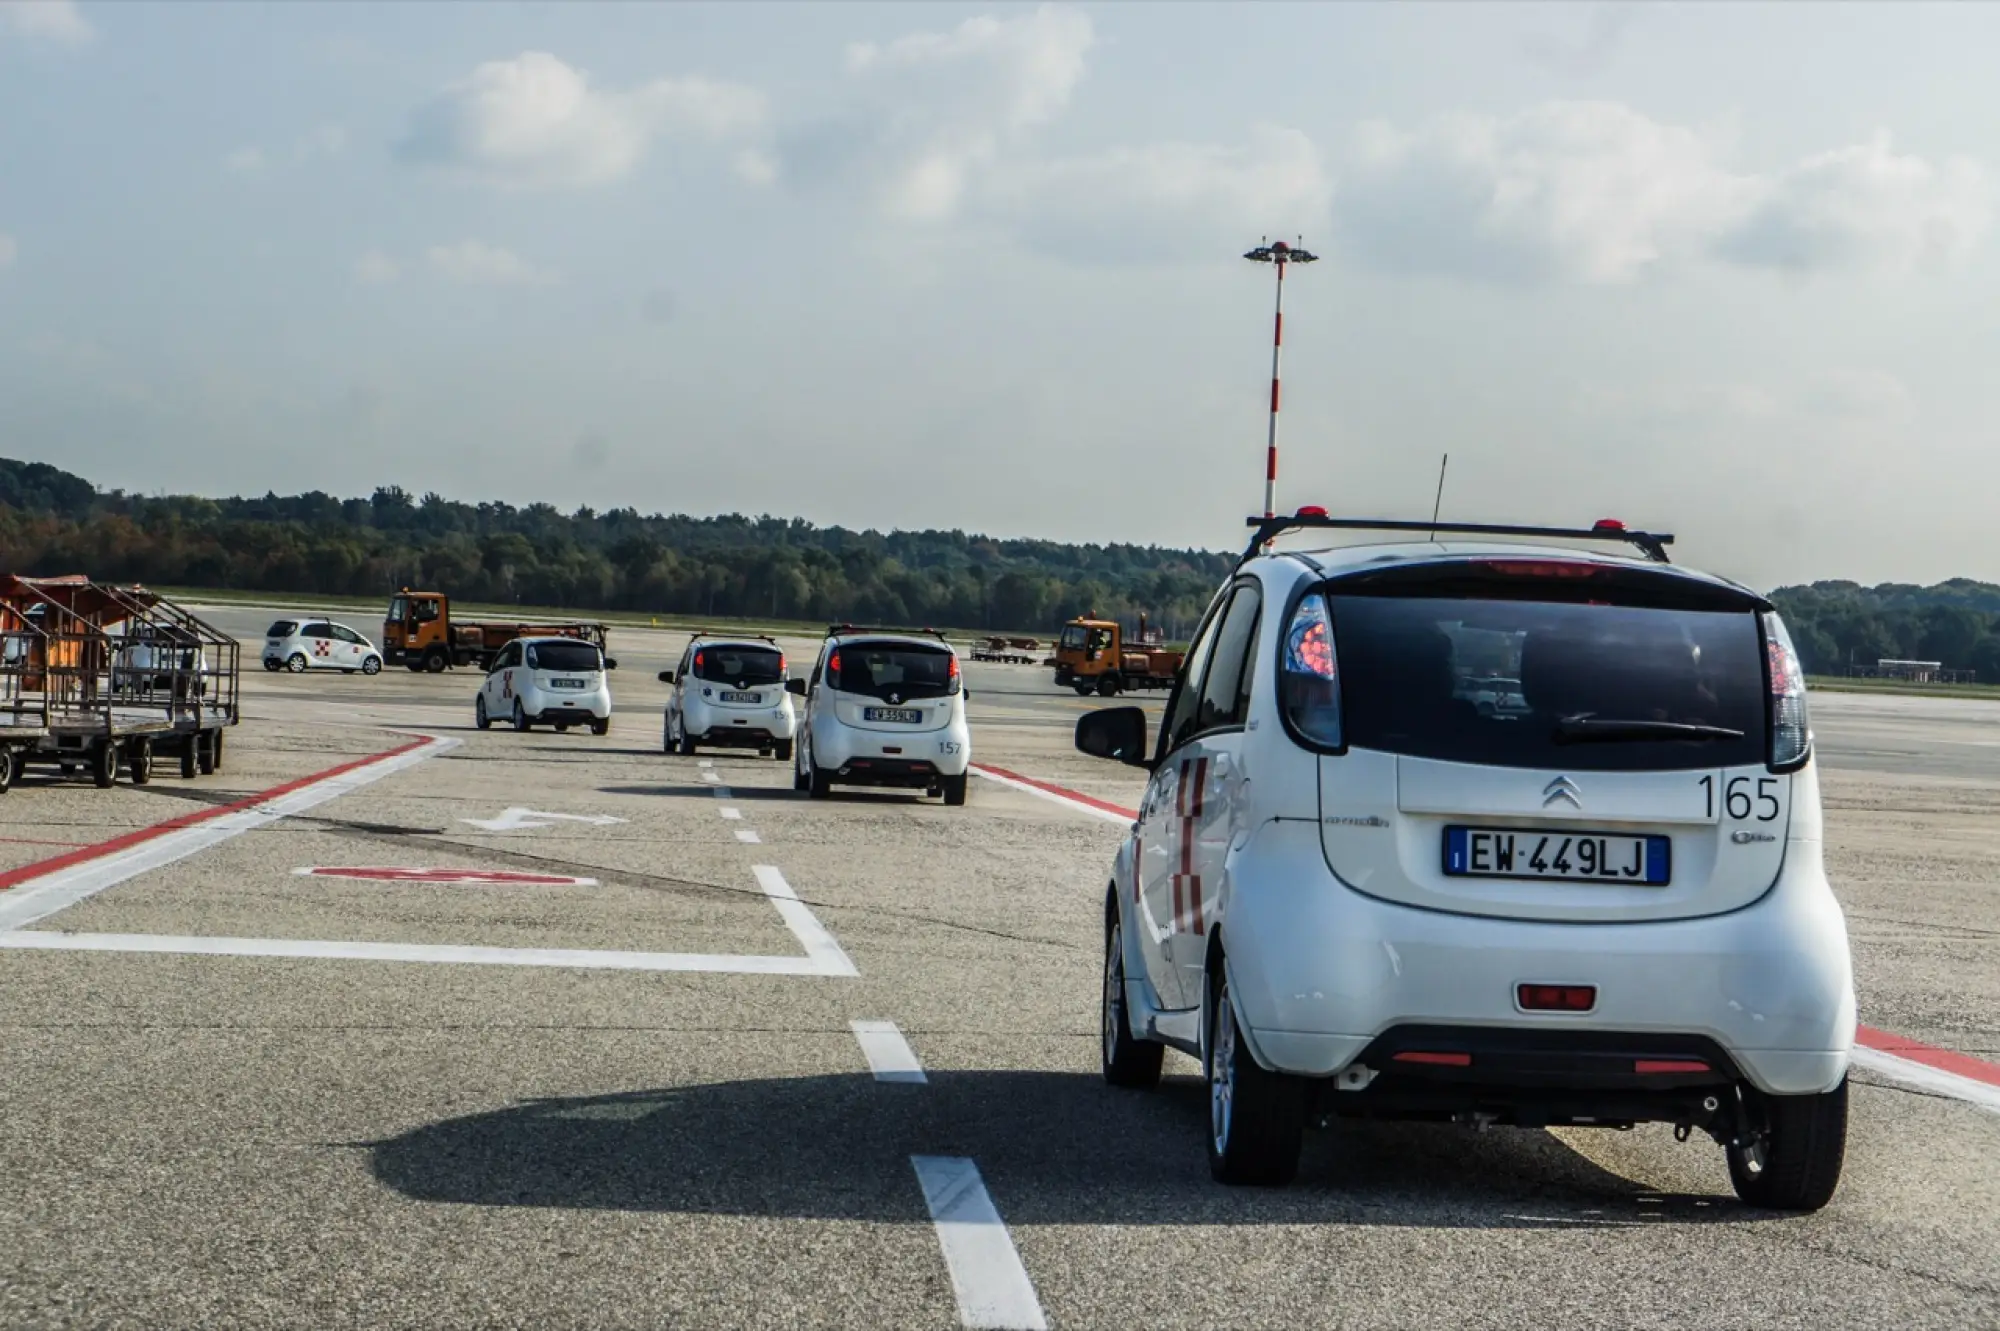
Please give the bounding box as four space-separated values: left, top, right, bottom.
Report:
1542 776 1582 809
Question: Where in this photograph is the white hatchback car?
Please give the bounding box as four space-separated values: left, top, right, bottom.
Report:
263 619 383 675
660 634 797 759
474 635 617 734
1076 512 1853 1211
792 626 972 804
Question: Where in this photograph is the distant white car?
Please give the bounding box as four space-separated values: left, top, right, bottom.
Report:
1076 512 1853 1210
660 634 796 759
793 626 972 804
263 619 382 675
474 635 616 735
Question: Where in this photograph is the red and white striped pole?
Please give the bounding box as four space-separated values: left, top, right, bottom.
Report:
1244 238 1318 535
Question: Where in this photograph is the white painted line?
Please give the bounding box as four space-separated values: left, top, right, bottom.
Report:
700 771 721 784
0 931 841 974
735 830 761 844
458 807 625 833
698 758 714 768
719 807 744 821
910 1156 1047 1331
1853 1046 2000 1115
969 767 1131 826
752 865 857 978
712 786 732 800
851 1020 926 1083
0 736 456 933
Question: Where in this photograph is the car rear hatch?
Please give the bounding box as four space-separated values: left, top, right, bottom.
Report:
827 639 959 732
524 639 604 692
692 643 786 709
1289 554 1808 924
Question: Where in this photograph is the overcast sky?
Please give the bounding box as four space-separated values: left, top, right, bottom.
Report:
2 1 1996 589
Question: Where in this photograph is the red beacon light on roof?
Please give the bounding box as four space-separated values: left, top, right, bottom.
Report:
1296 505 1329 518
1592 518 1626 532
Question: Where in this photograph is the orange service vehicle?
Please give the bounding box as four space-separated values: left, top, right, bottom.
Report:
382 589 608 673
1052 612 1185 697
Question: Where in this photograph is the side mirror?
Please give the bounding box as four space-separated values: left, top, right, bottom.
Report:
604 658 619 671
1076 706 1152 768
785 677 807 696
658 670 675 684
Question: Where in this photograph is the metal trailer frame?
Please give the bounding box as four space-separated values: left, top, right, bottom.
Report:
0 575 241 790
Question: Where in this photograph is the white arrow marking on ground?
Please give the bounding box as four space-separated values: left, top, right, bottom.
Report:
457 807 628 833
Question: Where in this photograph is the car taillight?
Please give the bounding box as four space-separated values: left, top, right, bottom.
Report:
947 654 961 693
694 650 705 672
1762 610 1811 769
1281 592 1342 747
828 650 841 684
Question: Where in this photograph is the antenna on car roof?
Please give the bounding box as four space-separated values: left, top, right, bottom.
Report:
1428 453 1449 541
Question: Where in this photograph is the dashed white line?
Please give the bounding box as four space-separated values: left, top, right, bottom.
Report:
750 865 857 977
719 807 743 821
851 1020 926 1083
910 1156 1047 1331
698 758 714 768
734 830 762 844
700 770 722 784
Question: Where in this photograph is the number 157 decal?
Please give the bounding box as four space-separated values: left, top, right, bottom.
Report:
938 740 961 756
1699 774 1782 822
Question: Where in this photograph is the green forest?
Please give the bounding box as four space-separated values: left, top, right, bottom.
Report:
2 457 1994 676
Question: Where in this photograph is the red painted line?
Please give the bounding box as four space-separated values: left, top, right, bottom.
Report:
977 763 2000 1091
970 764 1137 821
1856 1024 2000 1089
0 735 435 893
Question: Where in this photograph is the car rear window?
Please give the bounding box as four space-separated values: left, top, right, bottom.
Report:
694 644 784 686
1321 591 1767 771
829 640 956 701
267 621 298 637
525 640 602 673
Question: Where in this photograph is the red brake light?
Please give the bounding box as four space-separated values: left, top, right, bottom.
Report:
828 650 841 675
694 650 704 670
1474 559 1602 578
1635 1059 1711 1075
1517 984 1597 1012
948 654 960 678
1392 1051 1471 1067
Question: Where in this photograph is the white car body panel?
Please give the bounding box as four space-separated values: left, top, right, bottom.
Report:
263 620 379 672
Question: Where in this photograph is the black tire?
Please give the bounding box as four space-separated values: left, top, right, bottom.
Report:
263 659 282 672
773 739 794 763
941 773 968 806
590 718 609 736
512 699 530 732
179 739 198 779
662 719 673 754
0 750 14 794
1097 675 1120 697
92 740 118 788
197 730 218 775
287 653 309 674
1728 1078 1848 1212
1102 909 1164 1089
809 763 833 799
361 655 382 676
793 749 811 792
1073 684 1092 696
423 649 449 674
128 738 153 786
475 695 491 731
1205 962 1305 1186
677 727 697 757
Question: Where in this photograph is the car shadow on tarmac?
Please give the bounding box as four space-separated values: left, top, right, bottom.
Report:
369 1070 1765 1230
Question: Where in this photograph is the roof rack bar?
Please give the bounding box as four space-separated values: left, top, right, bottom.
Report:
686 628 779 645
1240 514 1674 566
826 624 952 643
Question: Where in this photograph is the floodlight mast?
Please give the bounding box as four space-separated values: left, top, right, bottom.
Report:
1243 237 1318 544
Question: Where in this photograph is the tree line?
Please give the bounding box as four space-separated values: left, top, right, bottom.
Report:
1766 580 2000 679
0 459 1232 637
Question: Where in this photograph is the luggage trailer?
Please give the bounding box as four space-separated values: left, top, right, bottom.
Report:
0 575 241 791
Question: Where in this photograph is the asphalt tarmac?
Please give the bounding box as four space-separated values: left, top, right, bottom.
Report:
0 609 1992 1328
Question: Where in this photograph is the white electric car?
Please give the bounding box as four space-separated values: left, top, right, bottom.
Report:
1076 512 1854 1210
792 626 972 804
474 635 617 734
661 634 797 759
263 619 383 675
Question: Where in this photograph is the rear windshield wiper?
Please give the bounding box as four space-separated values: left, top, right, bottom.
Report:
1553 717 1746 744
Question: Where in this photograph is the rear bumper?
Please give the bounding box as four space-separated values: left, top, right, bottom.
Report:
1218 820 1855 1097
685 701 796 744
812 723 970 778
523 689 610 722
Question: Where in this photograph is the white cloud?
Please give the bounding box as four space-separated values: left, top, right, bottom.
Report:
1336 102 1995 284
0 232 16 267
425 240 554 286
352 250 399 285
791 5 1094 222
224 146 265 174
0 0 93 45
397 51 766 189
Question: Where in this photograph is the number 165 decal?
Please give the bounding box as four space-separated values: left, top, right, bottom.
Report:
1699 774 1781 821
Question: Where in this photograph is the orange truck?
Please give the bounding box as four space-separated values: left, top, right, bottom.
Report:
382 589 607 673
1052 612 1185 696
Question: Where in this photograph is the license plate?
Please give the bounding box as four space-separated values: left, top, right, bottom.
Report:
549 678 586 689
864 706 922 724
720 691 761 703
1444 826 1670 885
